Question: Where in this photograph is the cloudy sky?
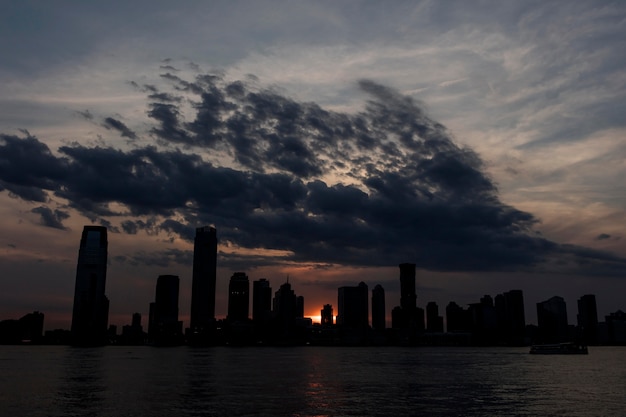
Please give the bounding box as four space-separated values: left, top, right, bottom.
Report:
1 1 625 330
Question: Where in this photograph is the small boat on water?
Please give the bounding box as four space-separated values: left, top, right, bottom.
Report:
529 342 588 354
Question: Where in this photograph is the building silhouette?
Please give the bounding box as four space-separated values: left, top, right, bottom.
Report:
337 282 369 329
498 290 526 345
399 263 416 312
446 302 470 333
120 312 145 345
392 263 424 336
252 279 272 323
604 310 626 344
321 304 334 326
0 311 44 344
537 296 569 343
189 226 217 343
336 282 368 344
577 294 598 345
426 301 444 333
372 284 386 331
273 282 297 323
70 226 109 346
148 275 183 346
227 272 249 322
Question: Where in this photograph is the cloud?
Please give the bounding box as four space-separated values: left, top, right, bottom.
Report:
1 73 626 276
102 117 138 140
115 249 193 268
31 206 69 230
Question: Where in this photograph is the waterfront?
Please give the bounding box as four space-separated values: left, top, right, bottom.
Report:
1 346 624 416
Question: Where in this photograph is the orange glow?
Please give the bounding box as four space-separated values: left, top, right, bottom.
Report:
305 313 322 325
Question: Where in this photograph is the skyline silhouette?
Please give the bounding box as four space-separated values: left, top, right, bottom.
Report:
1 225 625 346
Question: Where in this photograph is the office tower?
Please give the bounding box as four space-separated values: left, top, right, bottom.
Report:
399 263 416 312
227 272 249 322
321 304 334 326
337 282 368 328
372 284 386 331
295 296 304 318
273 282 297 322
577 294 598 344
537 296 569 343
502 290 526 345
149 275 182 345
426 301 444 333
71 226 109 346
190 226 217 335
446 302 469 333
252 279 272 323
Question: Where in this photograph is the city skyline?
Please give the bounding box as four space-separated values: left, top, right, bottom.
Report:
1 2 626 331
10 224 625 340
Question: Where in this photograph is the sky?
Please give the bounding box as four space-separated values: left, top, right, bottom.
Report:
1 1 625 330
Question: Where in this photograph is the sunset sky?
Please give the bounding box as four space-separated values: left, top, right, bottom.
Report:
1 1 625 330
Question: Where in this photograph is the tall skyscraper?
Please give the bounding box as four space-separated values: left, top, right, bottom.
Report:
399 263 416 312
537 296 569 343
337 282 369 329
227 272 249 322
577 294 598 344
71 226 109 346
252 279 272 323
149 275 182 345
273 282 297 323
502 289 526 345
372 284 386 331
190 226 217 337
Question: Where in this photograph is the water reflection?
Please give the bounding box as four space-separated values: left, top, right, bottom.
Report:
2 346 625 416
56 347 106 417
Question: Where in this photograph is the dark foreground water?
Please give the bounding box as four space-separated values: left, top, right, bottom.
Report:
1 346 624 417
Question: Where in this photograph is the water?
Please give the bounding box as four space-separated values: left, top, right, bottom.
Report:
1 346 624 416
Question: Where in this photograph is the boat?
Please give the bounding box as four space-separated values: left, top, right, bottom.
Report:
529 342 588 354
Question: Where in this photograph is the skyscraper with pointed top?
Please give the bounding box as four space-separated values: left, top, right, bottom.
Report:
189 226 217 342
70 225 109 346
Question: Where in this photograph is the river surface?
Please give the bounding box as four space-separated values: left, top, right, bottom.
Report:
1 346 624 416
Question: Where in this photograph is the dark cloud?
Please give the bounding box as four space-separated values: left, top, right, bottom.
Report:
114 249 193 268
2 74 626 276
596 233 612 241
102 117 138 140
77 110 93 120
31 206 69 230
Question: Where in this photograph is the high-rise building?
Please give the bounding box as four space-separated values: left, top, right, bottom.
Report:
393 263 423 332
426 301 444 333
577 294 598 344
190 226 217 337
252 279 272 323
399 263 416 312
502 290 526 345
537 296 569 343
71 226 109 346
446 302 469 333
372 284 386 331
337 282 368 329
273 282 297 323
321 304 334 326
227 272 249 322
149 275 182 345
